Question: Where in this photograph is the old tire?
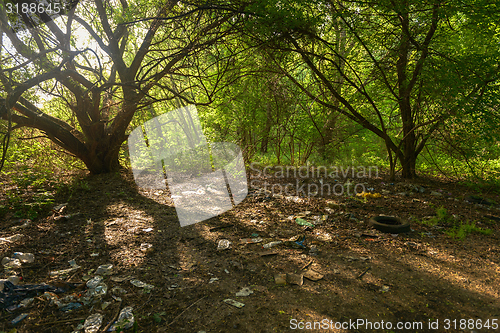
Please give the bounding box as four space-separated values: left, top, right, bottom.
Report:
368 216 410 234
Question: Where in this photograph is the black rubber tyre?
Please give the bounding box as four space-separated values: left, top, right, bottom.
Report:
368 216 410 234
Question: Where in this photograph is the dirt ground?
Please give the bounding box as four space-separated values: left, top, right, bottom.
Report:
1 168 500 332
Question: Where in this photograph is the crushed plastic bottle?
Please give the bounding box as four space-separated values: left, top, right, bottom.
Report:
130 279 154 292
86 276 103 289
262 241 282 249
217 239 231 250
13 252 35 263
2 257 21 268
83 313 103 333
109 306 134 331
0 275 21 291
95 264 113 275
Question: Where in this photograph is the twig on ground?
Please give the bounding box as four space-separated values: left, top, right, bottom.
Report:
167 296 207 327
101 300 123 332
301 260 314 271
356 267 371 279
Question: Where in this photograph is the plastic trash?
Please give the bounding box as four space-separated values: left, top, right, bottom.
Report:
11 313 28 325
217 239 231 250
235 287 253 297
68 259 80 268
13 252 35 264
0 276 21 291
262 241 282 249
86 276 103 289
223 299 245 308
285 235 306 249
111 286 127 295
109 306 134 331
140 243 153 253
130 279 154 292
2 257 21 268
86 282 107 297
50 266 80 276
83 313 103 333
239 237 263 244
0 234 23 244
11 219 31 230
60 302 82 312
95 264 113 275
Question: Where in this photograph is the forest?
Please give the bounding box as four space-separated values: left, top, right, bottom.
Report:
1 0 500 332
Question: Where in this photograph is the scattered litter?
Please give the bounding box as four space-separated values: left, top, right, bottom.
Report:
11 219 31 230
2 257 21 269
274 274 287 285
262 241 282 249
90 253 99 257
86 276 103 289
217 239 231 251
95 264 113 275
286 273 304 286
223 299 245 308
251 233 259 237
50 262 81 277
142 228 153 232
19 296 34 307
380 285 390 292
0 234 23 244
259 250 278 257
83 313 103 333
235 287 253 297
101 301 111 310
309 245 318 256
285 235 306 249
430 191 442 197
60 302 82 312
11 313 28 325
312 215 328 225
224 269 230 274
1 280 78 311
209 278 219 284
239 237 263 244
295 218 315 228
111 287 127 295
68 259 80 269
130 279 154 292
303 269 324 281
109 306 134 331
0 276 21 290
86 282 107 298
53 203 68 212
140 243 153 253
168 284 179 291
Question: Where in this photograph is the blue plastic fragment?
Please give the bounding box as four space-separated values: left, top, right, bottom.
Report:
12 313 28 325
